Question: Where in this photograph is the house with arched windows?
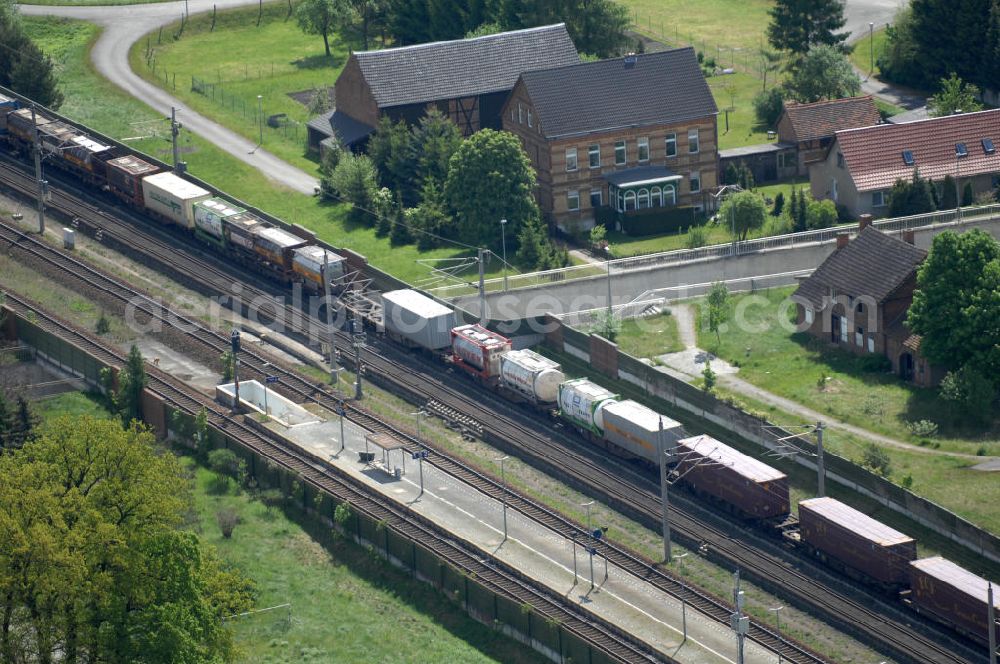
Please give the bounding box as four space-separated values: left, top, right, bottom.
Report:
502 48 719 234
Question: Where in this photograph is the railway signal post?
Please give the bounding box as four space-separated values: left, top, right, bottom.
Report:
230 329 241 414
815 421 826 497
769 605 784 663
337 400 346 456
497 455 510 541
322 250 340 386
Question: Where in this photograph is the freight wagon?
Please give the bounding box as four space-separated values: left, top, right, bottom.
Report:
194 197 245 246
381 289 457 350
450 324 512 385
675 434 789 519
251 226 307 273
798 496 917 589
292 244 345 292
497 349 564 403
907 556 1000 645
558 378 618 437
106 155 159 207
601 399 685 461
141 171 212 228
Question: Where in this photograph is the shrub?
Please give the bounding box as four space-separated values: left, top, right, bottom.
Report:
901 474 913 490
855 354 892 374
686 225 709 249
702 361 716 392
862 443 892 477
216 507 240 539
771 192 785 217
95 312 110 335
806 199 838 229
861 394 885 420
753 87 786 127
906 419 938 438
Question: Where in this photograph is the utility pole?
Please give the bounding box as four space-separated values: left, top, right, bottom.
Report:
337 400 346 455
815 421 826 498
658 417 672 562
497 455 509 541
322 250 340 386
477 247 488 324
30 105 46 235
170 107 183 172
731 570 748 664
988 582 996 664
351 318 364 399
230 329 241 413
605 255 613 320
769 605 784 664
500 218 508 292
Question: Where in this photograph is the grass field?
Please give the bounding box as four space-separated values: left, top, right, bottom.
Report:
624 0 773 53
21 0 167 5
614 310 684 357
849 27 889 79
25 15 503 286
708 71 773 150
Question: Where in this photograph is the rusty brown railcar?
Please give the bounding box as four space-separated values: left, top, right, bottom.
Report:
908 556 1000 645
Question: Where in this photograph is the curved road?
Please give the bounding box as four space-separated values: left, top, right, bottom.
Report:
18 0 319 195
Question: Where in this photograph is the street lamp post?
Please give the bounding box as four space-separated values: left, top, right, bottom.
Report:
769 606 785 663
257 95 263 146
869 22 874 78
337 399 346 455
674 553 689 642
497 456 510 541
500 218 508 292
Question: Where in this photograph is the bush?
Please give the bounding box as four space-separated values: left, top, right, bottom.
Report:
763 213 793 237
862 443 892 477
216 508 240 539
95 312 110 335
753 87 786 128
854 354 892 374
620 206 697 237
939 366 996 426
686 225 709 249
702 361 716 392
771 192 785 217
806 199 838 229
906 419 939 438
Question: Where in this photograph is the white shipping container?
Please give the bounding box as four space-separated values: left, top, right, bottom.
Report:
381 289 457 350
602 400 684 461
558 378 618 434
450 324 511 375
293 245 344 281
499 349 563 402
194 197 245 239
141 172 211 228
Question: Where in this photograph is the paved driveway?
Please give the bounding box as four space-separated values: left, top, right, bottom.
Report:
18 0 319 195
844 0 907 41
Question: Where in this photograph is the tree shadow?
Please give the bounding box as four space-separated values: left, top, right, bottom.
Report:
291 53 342 70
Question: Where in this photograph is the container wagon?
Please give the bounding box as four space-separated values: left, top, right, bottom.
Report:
251 226 307 273
0 94 18 135
798 496 916 588
601 399 685 461
558 378 619 437
194 197 245 246
450 324 511 385
292 244 345 292
141 171 212 228
675 434 789 519
907 556 1000 645
223 212 263 251
498 349 563 403
381 289 457 350
106 155 159 207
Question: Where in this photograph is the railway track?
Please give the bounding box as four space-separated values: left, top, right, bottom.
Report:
0 157 980 664
0 290 662 664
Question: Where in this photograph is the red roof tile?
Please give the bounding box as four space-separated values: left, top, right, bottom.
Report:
836 108 1000 192
782 96 880 143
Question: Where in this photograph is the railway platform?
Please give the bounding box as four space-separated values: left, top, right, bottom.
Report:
267 403 782 664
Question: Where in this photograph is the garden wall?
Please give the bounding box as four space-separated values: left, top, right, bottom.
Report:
544 315 1000 565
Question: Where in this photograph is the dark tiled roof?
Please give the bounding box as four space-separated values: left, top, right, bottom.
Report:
781 96 880 143
793 226 926 309
519 48 717 139
719 142 796 159
836 108 1000 191
307 110 374 146
353 24 578 108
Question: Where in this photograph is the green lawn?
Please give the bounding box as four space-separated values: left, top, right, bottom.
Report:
33 390 109 420
709 71 774 150
21 0 167 5
849 27 889 79
25 15 501 286
614 310 684 358
624 0 773 53
190 463 540 664
692 287 999 455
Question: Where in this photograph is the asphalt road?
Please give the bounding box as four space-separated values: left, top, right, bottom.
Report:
18 0 319 195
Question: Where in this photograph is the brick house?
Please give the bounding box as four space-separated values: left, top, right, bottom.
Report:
502 48 719 234
776 96 880 177
306 24 579 153
792 222 943 387
810 108 1000 218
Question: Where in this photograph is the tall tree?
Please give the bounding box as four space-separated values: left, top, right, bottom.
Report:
387 0 430 45
907 229 1000 378
444 129 539 246
117 344 148 425
706 282 730 346
927 73 984 117
786 44 860 102
295 0 351 57
410 108 462 192
0 417 256 663
327 153 380 225
767 0 848 56
367 116 416 204
348 0 386 50
888 170 935 217
939 174 958 210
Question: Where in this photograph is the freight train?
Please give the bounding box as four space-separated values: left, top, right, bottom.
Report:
0 94 345 291
381 289 1000 649
1 94 995 651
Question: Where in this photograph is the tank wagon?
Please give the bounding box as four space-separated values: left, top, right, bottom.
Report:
450 324 511 385
558 378 619 437
498 349 564 403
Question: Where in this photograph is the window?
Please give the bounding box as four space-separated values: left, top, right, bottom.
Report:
510 108 515 122
590 189 602 208
804 307 815 325
638 137 649 162
690 171 701 193
902 150 914 166
688 129 700 154
839 316 848 343
588 144 601 168
663 184 676 205
527 109 533 128
778 151 797 169
872 190 887 207
983 138 996 155
955 143 968 157
637 188 650 209
837 152 845 168
665 133 677 157
650 186 662 207
565 148 578 172
867 336 875 353
518 104 523 124
856 326 864 347
623 190 636 211
615 140 626 166
567 190 580 211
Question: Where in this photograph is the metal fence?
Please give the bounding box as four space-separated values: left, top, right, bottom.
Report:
429 203 1000 299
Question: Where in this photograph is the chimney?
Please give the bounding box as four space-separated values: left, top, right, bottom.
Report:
836 232 850 249
902 230 915 245
624 53 637 68
859 214 874 231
